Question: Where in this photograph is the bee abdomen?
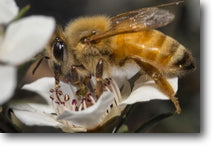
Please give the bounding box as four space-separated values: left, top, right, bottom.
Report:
169 45 196 75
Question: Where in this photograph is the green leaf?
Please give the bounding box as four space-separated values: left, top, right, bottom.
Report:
135 112 173 133
117 124 128 133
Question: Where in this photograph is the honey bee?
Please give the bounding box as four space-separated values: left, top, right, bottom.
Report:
42 1 196 114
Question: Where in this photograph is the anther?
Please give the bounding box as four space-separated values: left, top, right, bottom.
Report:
57 90 63 95
64 94 70 101
49 89 55 93
72 99 77 105
50 95 55 100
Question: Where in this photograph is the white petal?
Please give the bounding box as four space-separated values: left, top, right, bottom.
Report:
23 77 77 105
0 65 16 105
57 91 114 129
0 16 55 65
0 0 19 24
110 63 140 88
120 77 178 104
22 77 56 104
12 103 62 127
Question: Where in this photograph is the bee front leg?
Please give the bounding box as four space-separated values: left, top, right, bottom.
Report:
95 59 104 98
130 56 181 114
71 66 88 96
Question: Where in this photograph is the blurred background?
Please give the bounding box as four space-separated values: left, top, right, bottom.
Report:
14 0 200 133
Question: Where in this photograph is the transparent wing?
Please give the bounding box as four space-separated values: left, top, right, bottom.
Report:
111 7 174 29
89 2 180 42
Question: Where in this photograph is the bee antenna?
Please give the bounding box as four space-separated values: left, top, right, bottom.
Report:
32 56 49 75
157 1 184 8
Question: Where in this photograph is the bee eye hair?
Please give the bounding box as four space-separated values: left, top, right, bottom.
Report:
53 38 65 61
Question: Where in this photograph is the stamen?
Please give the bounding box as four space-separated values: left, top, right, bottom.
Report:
71 99 77 111
82 99 87 109
109 84 120 105
72 99 77 105
88 94 96 104
55 88 64 104
78 103 83 111
109 79 122 104
104 85 111 92
55 101 60 105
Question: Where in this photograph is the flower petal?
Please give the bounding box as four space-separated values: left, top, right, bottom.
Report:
0 0 19 24
110 63 140 88
0 65 16 105
0 16 55 65
57 91 114 129
120 77 178 104
22 77 55 104
11 103 62 127
22 77 77 105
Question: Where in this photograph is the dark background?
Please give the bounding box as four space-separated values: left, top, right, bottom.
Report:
14 0 200 133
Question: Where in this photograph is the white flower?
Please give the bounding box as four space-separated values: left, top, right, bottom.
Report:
11 75 178 133
0 0 19 24
0 0 55 105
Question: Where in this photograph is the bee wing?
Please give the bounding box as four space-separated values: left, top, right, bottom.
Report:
89 5 176 42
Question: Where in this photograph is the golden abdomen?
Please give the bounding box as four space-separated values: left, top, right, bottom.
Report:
111 29 195 75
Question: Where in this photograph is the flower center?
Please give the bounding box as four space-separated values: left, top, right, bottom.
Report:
49 77 121 115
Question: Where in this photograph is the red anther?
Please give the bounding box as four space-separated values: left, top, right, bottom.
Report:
86 98 91 102
72 99 77 105
82 98 86 103
87 93 92 97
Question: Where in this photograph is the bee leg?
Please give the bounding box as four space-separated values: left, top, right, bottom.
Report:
71 66 88 96
53 64 62 88
95 59 104 98
131 56 181 114
54 73 60 89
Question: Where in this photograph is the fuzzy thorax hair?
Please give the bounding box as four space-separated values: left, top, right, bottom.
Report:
64 16 111 48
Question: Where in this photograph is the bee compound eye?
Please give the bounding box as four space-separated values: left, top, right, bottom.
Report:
53 39 65 61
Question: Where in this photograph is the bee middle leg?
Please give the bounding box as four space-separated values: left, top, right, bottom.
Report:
130 56 181 114
95 59 104 98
